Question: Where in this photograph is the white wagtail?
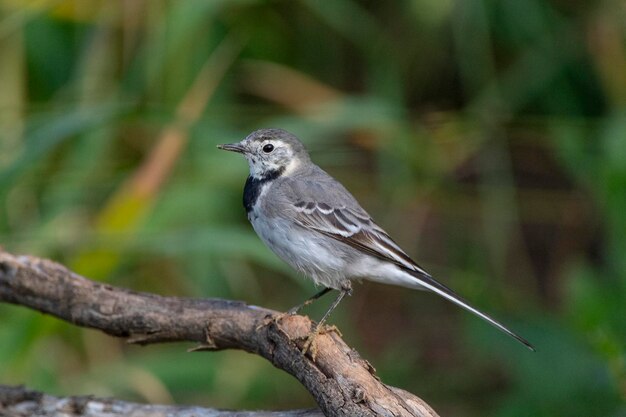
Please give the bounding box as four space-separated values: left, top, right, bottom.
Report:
218 128 534 351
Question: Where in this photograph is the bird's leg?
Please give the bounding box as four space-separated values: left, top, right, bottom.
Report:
258 287 334 330
302 285 352 359
315 287 349 329
287 287 333 315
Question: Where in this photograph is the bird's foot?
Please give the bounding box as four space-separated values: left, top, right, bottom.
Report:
301 324 342 361
275 306 302 324
286 304 303 316
255 309 298 332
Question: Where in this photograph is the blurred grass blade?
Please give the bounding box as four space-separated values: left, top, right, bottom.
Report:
70 36 243 279
241 60 341 113
0 104 124 191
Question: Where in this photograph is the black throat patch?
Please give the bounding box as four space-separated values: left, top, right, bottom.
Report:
243 167 285 213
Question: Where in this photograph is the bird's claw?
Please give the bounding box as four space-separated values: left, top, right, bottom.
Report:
286 306 301 315
300 324 342 361
255 310 298 332
255 314 277 331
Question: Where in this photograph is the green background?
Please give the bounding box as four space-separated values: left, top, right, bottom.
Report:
0 1 624 415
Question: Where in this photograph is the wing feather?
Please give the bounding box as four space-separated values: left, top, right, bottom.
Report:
292 201 430 276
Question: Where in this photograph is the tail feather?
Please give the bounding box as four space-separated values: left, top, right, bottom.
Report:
404 268 535 351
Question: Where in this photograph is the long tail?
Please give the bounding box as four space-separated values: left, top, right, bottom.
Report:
403 268 535 351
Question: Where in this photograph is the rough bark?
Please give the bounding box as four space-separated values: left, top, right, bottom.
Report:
0 384 322 417
0 251 439 417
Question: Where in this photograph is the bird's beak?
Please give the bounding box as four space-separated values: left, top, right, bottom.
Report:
217 142 246 154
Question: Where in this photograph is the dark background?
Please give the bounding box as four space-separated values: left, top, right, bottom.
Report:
0 1 624 416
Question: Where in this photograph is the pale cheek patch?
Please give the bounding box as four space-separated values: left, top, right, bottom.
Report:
248 159 279 178
283 157 300 176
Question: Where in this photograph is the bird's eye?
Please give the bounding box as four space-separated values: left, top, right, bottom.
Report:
263 143 274 153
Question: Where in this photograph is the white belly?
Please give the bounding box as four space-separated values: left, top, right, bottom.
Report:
250 213 350 289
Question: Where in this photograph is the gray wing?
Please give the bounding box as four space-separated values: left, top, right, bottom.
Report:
277 169 429 276
292 200 431 275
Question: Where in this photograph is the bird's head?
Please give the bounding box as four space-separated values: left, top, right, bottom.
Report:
218 128 310 179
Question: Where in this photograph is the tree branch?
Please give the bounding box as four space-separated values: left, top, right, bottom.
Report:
0 384 322 417
0 251 439 417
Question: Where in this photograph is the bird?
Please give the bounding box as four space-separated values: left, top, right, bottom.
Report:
218 128 534 351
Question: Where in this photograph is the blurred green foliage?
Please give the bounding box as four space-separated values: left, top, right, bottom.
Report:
0 0 625 415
